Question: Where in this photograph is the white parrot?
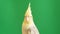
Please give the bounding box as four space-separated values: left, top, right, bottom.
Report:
22 3 40 34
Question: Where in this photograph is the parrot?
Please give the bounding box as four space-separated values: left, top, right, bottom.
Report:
22 3 40 34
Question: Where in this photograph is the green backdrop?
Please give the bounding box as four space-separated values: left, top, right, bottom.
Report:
0 0 60 34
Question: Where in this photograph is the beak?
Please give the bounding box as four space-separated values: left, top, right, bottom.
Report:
26 16 29 21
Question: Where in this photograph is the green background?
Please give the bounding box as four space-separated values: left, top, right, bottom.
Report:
0 0 60 34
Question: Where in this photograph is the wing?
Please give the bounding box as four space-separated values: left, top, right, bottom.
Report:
29 24 40 34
